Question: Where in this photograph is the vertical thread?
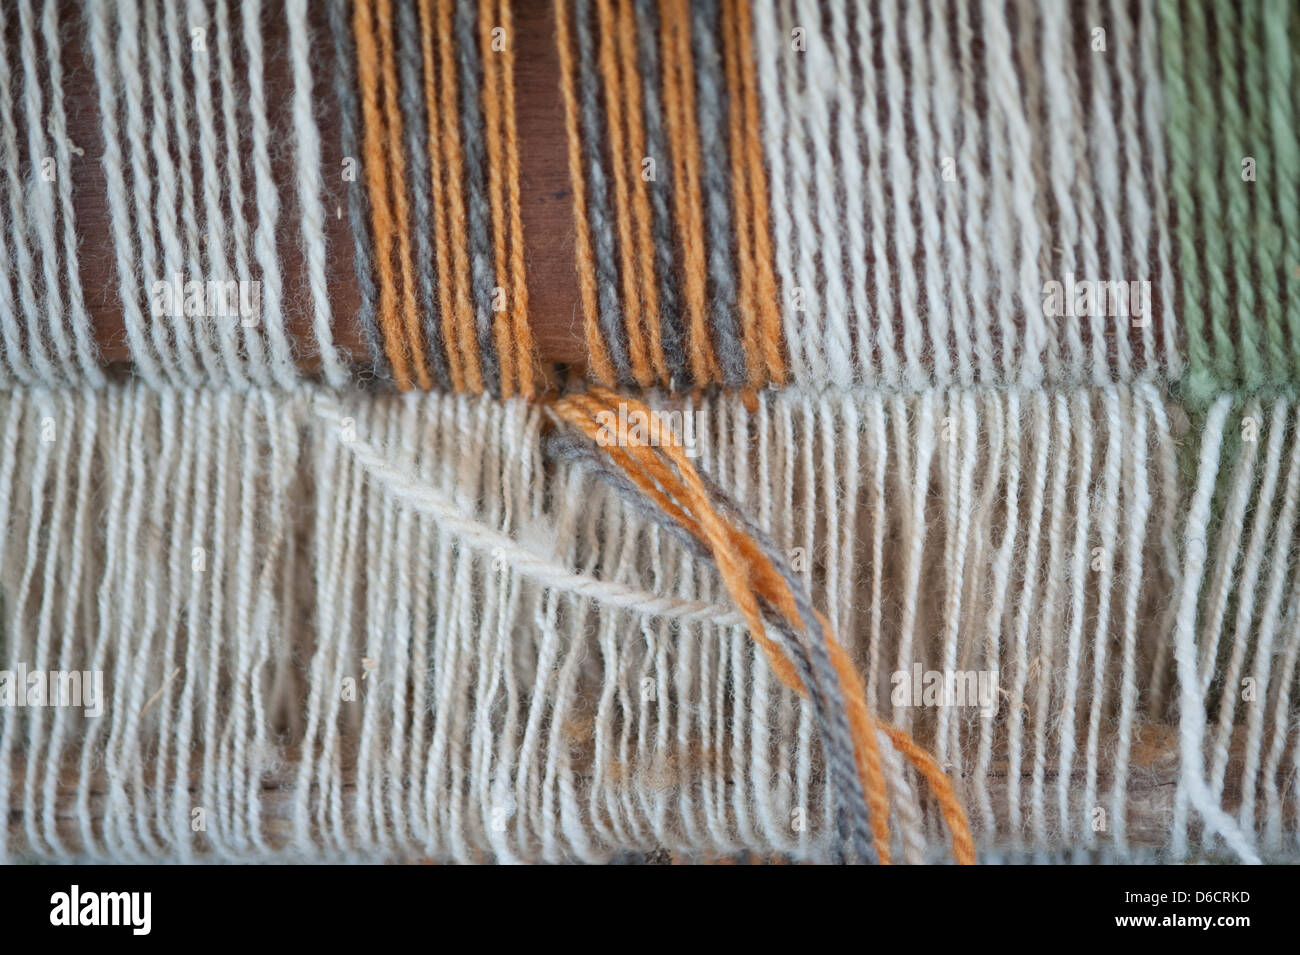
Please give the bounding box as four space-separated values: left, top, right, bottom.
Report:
478 0 517 397
418 0 465 392
617 0 667 386
575 0 633 384
660 0 717 384
554 0 616 385
396 0 452 390
376 0 433 391
288 0 347 388
731 0 785 386
455 0 501 395
633 0 687 386
689 0 745 387
354 0 413 390
440 0 485 393
597 0 652 386
496 0 536 398
328 0 390 386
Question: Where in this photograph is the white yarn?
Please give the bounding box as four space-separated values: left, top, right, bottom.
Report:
142 0 200 386
287 0 348 388
241 0 297 389
1203 402 1288 809
751 0 1178 391
16 0 75 382
1169 397 1261 864
1235 411 1300 836
160 0 222 382
0 0 59 385
180 0 237 384
1 383 1297 863
41 0 105 385
217 0 272 387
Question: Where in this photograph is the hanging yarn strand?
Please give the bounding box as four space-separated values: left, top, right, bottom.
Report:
550 388 976 865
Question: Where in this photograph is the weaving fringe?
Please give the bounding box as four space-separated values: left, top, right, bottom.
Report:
1 383 1297 862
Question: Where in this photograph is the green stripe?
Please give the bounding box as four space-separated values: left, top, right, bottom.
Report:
1161 0 1300 403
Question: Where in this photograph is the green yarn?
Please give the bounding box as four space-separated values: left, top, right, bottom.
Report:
1160 0 1210 401
1161 0 1300 404
1215 0 1259 387
1265 0 1300 384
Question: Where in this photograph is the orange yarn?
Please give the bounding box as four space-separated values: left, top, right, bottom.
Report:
417 0 465 392
596 0 652 387
730 0 786 385
552 389 976 865
354 0 412 390
719 0 764 388
616 0 667 386
554 0 616 385
496 0 536 399
437 0 484 393
479 0 517 397
659 0 719 384
376 0 432 391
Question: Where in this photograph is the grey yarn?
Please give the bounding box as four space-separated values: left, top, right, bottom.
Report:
689 0 747 387
326 0 391 387
633 0 689 385
545 426 877 864
574 0 632 384
454 0 501 395
394 0 451 390
697 466 876 863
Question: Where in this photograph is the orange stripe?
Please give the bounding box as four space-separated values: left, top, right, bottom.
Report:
377 0 432 390
616 0 667 386
354 0 411 390
554 0 615 384
479 0 517 397
720 0 763 388
733 0 786 384
497 0 536 399
659 0 718 383
596 0 652 386
438 0 484 393
418 0 465 391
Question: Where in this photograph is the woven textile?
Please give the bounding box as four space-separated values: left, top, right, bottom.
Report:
0 0 1298 864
